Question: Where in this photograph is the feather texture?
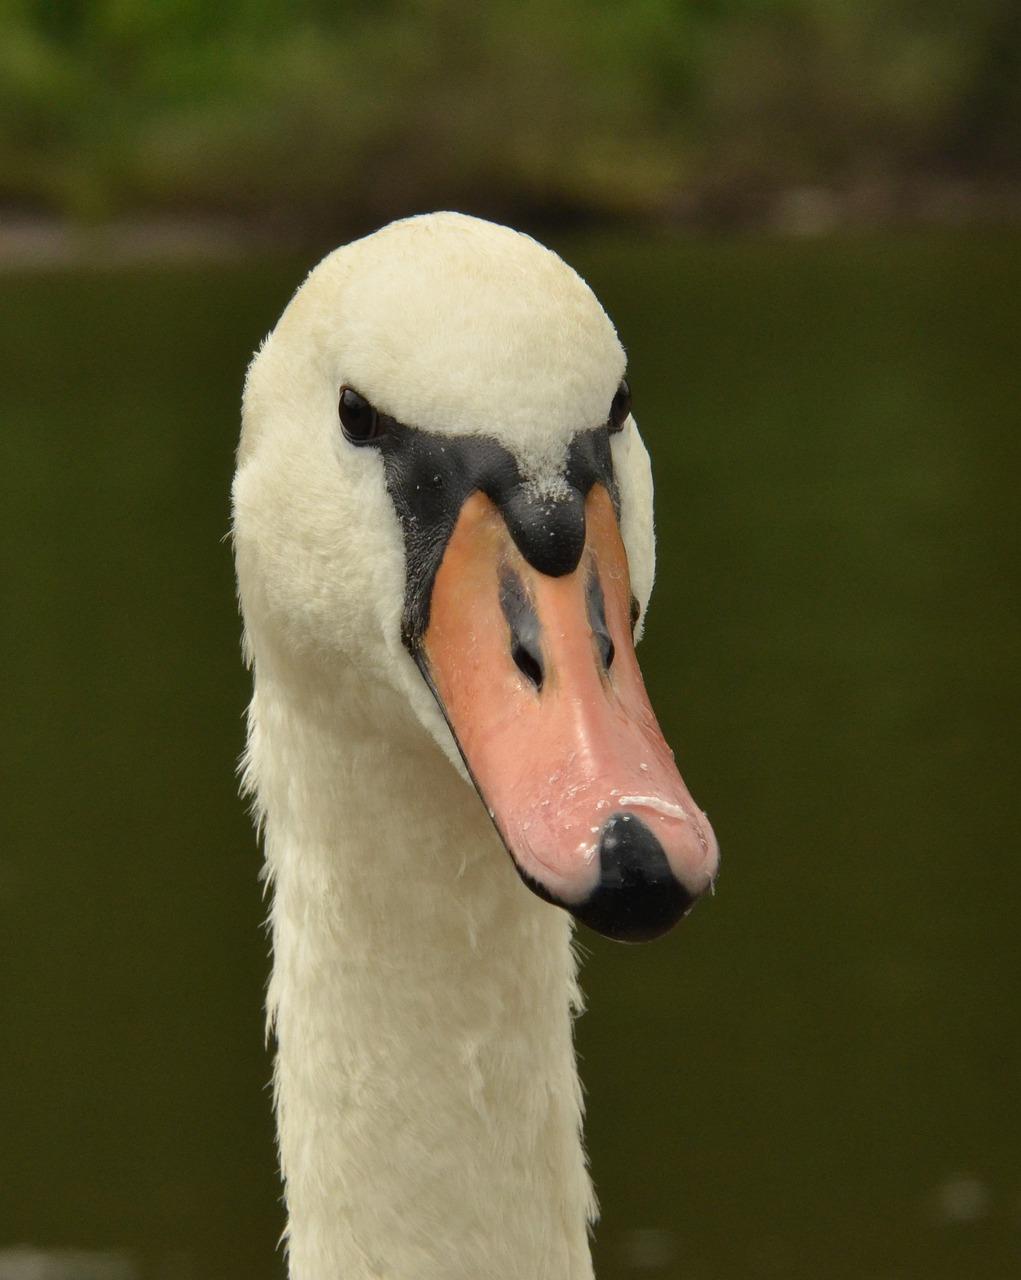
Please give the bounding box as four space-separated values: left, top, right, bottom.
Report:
233 213 658 1278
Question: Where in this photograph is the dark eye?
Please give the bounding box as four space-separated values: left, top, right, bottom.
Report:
339 385 383 444
609 378 631 433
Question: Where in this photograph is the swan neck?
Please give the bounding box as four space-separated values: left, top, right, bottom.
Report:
252 661 596 1279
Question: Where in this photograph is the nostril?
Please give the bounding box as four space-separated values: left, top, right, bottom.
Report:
500 565 544 693
512 638 544 690
586 566 614 674
602 635 615 671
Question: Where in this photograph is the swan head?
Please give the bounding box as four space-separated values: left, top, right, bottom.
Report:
234 212 718 942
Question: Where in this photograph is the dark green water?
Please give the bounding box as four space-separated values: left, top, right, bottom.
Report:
2 234 1018 1279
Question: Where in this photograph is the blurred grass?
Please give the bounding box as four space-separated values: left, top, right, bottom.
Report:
0 0 1018 231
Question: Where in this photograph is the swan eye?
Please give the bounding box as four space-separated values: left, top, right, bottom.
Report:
609 378 631 433
339 386 383 444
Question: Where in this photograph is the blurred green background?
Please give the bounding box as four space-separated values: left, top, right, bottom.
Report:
1 3 1019 1279
1 0 1020 234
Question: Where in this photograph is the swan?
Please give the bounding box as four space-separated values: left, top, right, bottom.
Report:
232 211 719 1280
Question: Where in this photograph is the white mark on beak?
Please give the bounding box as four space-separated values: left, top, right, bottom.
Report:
615 795 689 821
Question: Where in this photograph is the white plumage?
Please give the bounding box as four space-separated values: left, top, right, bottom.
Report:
233 213 668 1279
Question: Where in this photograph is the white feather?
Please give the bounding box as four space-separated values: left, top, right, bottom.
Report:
233 212 658 1279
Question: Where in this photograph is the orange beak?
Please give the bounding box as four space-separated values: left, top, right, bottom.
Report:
416 485 719 941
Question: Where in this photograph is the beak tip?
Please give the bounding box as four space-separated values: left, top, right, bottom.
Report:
569 811 708 943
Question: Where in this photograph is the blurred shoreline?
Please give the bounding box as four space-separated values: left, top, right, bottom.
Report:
3 176 1019 270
